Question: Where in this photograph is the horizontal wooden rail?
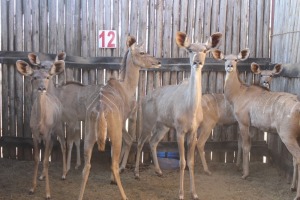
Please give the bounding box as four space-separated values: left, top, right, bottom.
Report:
0 51 274 73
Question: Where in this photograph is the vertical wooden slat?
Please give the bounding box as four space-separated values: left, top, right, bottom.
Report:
162 0 172 58
49 0 57 54
120 0 130 56
112 0 119 56
263 0 270 58
232 0 241 54
130 0 138 38
194 0 204 43
225 0 233 54
248 0 257 57
138 0 148 50
187 0 195 41
39 0 48 53
240 0 249 49
256 0 264 57
172 0 180 57
155 0 163 58
203 0 212 41
211 0 220 34
218 0 227 52
15 0 24 159
179 0 188 57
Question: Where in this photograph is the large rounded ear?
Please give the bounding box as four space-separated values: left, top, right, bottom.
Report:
250 62 261 74
50 60 65 75
206 32 222 50
211 49 225 60
28 53 40 65
16 60 34 76
237 48 250 61
126 36 136 48
175 32 191 49
55 51 66 61
272 63 283 75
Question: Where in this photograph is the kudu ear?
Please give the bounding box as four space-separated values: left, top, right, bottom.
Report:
250 62 261 74
206 32 222 50
272 63 283 75
211 49 225 60
175 32 191 49
16 60 34 76
28 53 40 65
55 51 66 61
50 60 65 75
126 36 136 48
237 48 250 61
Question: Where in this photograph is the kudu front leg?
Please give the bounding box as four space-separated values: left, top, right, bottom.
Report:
239 126 251 179
291 157 298 192
177 133 186 200
29 138 39 195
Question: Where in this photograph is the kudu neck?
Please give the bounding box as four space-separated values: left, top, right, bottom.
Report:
122 52 140 98
186 66 202 109
224 68 245 101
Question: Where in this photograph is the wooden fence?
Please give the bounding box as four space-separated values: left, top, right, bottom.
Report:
0 0 298 180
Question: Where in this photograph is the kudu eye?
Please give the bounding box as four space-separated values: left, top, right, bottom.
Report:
140 52 145 55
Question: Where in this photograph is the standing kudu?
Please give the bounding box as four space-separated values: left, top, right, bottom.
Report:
16 55 67 199
78 36 161 200
212 48 300 200
197 62 283 175
134 32 222 200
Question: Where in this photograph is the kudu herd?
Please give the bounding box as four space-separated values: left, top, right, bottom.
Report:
14 30 300 200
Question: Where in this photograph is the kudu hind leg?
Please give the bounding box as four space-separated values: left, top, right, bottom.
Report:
119 128 134 173
149 124 170 177
196 123 215 175
134 130 152 179
186 132 199 200
291 157 298 192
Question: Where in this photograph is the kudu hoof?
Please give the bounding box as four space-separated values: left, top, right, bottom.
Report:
28 189 34 195
241 174 248 179
45 196 51 200
39 176 44 181
61 175 66 180
134 175 140 180
155 171 163 177
110 180 117 185
192 194 199 200
204 170 212 176
290 187 297 192
119 168 125 174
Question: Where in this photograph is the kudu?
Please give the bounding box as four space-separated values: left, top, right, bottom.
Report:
212 48 300 200
78 36 161 200
134 32 222 200
16 55 67 199
197 62 283 175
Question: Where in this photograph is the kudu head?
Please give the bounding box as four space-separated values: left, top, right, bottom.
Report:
251 62 283 89
176 32 222 69
212 48 250 73
16 53 65 93
126 36 161 69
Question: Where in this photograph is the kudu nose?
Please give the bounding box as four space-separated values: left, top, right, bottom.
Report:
38 86 46 92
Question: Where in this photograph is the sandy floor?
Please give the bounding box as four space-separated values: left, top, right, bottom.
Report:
0 157 296 200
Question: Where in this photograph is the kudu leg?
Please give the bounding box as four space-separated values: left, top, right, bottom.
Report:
279 137 300 200
236 134 243 170
58 134 68 179
43 138 53 199
196 123 215 175
149 125 170 177
187 132 199 200
111 133 128 200
29 138 39 195
177 133 186 200
291 157 298 191
78 140 94 200
134 132 151 179
119 129 134 173
74 133 81 170
39 139 54 181
239 126 251 179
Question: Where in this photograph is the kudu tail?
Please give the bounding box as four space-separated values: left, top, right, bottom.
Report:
97 111 107 151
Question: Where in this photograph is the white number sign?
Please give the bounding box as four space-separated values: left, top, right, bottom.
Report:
99 30 117 48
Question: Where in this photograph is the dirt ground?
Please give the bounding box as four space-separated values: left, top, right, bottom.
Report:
0 157 296 200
